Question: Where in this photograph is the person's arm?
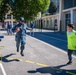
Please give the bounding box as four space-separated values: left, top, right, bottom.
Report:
12 25 17 33
26 24 31 30
75 32 76 49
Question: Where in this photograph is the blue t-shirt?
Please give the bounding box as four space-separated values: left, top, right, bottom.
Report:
30 23 34 28
7 23 12 29
12 23 30 35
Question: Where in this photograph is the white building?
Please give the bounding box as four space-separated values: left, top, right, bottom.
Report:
59 0 76 31
4 10 16 28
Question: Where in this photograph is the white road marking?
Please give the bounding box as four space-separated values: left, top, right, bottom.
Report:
0 63 7 75
28 35 76 58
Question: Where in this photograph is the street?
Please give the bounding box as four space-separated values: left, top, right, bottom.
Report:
0 29 76 75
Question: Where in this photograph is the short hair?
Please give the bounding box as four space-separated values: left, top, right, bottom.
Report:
67 24 73 29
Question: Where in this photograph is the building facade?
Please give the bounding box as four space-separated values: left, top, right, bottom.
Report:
35 0 76 31
4 0 76 31
59 0 76 31
35 0 60 30
4 10 16 28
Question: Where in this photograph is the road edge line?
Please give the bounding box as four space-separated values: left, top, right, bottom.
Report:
0 63 7 75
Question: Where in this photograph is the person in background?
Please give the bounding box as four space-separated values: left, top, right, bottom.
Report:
30 22 34 36
7 21 12 35
12 17 32 56
67 24 76 64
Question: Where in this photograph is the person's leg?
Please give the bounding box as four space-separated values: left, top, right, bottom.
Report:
9 29 11 35
30 30 32 35
10 29 12 35
32 29 34 36
7 29 10 35
20 43 25 56
67 50 73 64
21 43 25 51
15 35 20 52
20 36 26 56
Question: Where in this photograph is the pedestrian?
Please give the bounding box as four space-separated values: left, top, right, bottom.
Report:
67 23 76 64
7 21 12 35
30 22 34 36
12 17 32 56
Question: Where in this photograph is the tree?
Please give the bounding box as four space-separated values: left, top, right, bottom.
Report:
10 0 50 21
0 0 2 3
49 2 57 15
0 0 50 21
0 0 10 21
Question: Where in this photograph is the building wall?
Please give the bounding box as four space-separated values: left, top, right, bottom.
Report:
73 10 76 29
61 0 76 31
35 14 59 30
64 0 76 9
34 0 76 31
4 14 16 28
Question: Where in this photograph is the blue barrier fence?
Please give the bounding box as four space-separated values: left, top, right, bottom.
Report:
0 36 4 39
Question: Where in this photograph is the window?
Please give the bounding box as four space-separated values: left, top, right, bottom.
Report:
64 0 76 9
64 0 73 9
50 20 52 26
54 19 57 26
65 13 71 26
7 14 11 19
74 0 76 6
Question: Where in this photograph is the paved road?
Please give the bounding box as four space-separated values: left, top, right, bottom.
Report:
0 29 76 75
27 29 67 50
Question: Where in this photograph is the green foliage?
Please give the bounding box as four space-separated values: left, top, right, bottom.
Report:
10 0 50 21
0 0 10 21
0 0 2 3
49 2 57 15
42 14 46 17
0 0 50 21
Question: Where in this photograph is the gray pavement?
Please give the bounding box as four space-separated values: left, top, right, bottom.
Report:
0 30 76 75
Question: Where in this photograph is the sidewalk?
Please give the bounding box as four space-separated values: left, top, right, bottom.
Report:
33 28 66 33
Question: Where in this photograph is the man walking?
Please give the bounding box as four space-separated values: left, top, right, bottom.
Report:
30 22 34 36
12 17 31 56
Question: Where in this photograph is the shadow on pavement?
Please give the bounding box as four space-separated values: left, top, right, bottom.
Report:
1 53 20 62
28 64 76 75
